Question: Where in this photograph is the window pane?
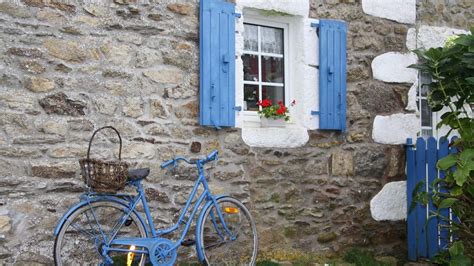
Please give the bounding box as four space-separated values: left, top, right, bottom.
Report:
262 86 284 105
244 85 259 111
244 24 258 52
262 56 284 83
261 26 283 54
420 99 432 127
242 54 259 82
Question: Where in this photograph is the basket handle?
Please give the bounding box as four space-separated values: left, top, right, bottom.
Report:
87 126 123 161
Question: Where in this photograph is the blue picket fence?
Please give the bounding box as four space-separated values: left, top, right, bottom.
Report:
406 137 457 261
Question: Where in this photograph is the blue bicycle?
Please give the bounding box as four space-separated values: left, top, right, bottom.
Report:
53 150 258 265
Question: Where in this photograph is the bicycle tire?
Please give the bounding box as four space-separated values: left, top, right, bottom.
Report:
54 200 147 266
197 196 258 265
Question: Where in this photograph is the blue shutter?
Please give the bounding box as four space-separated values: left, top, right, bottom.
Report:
315 19 347 131
199 0 236 128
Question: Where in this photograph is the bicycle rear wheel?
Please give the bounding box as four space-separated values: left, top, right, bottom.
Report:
54 200 147 265
197 197 258 265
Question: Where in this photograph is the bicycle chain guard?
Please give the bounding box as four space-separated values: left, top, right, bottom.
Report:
149 238 177 266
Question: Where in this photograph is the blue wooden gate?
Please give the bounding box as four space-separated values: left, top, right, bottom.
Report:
406 137 457 261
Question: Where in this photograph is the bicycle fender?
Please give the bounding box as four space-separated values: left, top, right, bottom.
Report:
195 194 228 262
53 197 148 237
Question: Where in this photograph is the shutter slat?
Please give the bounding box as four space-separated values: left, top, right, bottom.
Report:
199 0 236 128
316 19 347 131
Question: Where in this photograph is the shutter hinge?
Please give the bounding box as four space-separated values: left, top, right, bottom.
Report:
233 12 241 18
311 111 320 115
310 22 319 28
233 106 242 111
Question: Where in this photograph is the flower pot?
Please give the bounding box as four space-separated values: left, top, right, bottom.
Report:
260 117 286 127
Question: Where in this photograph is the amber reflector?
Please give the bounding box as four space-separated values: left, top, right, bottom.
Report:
224 207 239 214
127 245 136 266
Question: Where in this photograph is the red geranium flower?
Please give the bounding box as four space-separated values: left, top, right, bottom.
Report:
258 99 272 107
276 106 286 115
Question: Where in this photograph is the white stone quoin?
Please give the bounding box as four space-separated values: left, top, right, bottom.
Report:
370 181 407 221
372 113 420 144
362 0 416 24
406 26 469 51
372 52 418 83
405 80 418 112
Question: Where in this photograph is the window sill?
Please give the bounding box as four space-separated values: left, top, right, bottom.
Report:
241 125 309 148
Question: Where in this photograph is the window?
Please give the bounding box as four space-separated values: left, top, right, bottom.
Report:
417 72 433 138
242 19 288 112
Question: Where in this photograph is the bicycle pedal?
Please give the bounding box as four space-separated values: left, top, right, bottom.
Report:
181 239 195 246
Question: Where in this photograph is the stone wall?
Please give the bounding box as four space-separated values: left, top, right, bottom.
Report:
1 0 468 264
417 0 472 28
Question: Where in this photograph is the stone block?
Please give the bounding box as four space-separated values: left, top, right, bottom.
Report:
147 125 170 137
149 99 169 119
100 43 134 65
330 150 353 177
167 4 193 15
0 216 11 233
31 161 76 179
371 52 418 83
370 181 406 221
145 188 170 203
372 113 419 145
0 92 38 114
36 10 66 24
0 2 31 18
94 96 118 115
317 231 337 243
39 93 86 116
19 61 45 74
39 121 67 136
123 97 144 118
67 119 93 131
143 67 184 84
354 146 388 178
362 0 415 24
7 47 42 58
47 146 86 158
22 0 76 13
25 77 54 92
44 39 87 63
0 147 42 158
122 143 155 160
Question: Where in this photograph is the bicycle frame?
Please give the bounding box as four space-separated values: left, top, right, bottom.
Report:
87 158 235 261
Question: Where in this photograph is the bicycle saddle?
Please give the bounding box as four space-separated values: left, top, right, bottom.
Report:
127 168 150 181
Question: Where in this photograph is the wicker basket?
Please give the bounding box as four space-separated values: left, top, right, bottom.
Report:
79 126 129 193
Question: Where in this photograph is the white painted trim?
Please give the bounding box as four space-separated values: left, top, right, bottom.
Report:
234 0 314 148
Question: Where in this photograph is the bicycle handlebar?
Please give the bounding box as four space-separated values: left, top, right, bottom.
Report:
160 150 219 169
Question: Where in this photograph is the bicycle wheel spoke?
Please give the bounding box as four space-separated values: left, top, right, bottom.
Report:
200 197 257 266
68 222 96 239
54 201 147 266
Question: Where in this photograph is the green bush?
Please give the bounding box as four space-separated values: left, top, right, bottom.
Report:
410 27 474 265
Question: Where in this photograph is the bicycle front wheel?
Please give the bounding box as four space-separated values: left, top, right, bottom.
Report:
54 200 147 265
197 197 258 265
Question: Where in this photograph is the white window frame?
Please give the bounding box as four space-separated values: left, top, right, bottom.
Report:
241 17 290 122
417 72 436 138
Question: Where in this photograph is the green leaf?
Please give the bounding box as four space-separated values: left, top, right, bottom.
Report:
449 255 472 266
466 186 474 198
437 154 457 170
459 148 474 163
438 198 457 209
449 241 464 257
453 166 469 186
450 186 463 197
